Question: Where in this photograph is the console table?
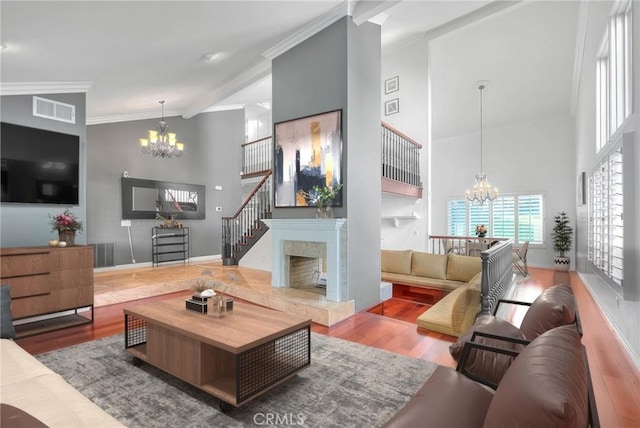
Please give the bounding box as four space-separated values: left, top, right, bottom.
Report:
0 246 94 337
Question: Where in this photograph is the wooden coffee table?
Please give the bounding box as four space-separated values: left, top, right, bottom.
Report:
123 298 311 412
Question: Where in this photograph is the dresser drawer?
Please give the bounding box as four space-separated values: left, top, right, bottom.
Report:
1 274 51 298
0 252 51 277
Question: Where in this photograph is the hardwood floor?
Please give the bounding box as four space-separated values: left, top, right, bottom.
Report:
15 267 640 427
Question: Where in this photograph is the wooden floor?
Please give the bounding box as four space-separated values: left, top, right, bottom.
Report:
15 267 640 427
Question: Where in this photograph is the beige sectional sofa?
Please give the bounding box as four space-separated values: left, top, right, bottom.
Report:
0 339 124 428
381 250 482 292
381 250 484 337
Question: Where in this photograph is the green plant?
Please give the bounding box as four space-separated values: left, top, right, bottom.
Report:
301 183 343 208
551 211 573 257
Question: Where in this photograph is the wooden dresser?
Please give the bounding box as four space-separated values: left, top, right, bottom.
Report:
0 246 94 337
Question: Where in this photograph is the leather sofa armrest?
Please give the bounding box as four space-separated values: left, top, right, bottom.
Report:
493 298 533 315
456 341 521 390
470 330 531 346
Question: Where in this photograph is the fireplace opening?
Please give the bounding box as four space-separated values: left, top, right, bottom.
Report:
288 256 326 296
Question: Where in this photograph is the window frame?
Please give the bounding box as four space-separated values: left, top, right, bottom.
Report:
596 1 633 152
446 193 546 246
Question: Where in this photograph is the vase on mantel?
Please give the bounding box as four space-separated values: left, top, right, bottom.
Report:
58 230 76 246
315 207 333 219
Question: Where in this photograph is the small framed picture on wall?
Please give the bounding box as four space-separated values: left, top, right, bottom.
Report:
385 98 399 116
385 76 399 94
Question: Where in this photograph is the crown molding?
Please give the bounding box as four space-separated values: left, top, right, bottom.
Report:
87 109 182 126
352 0 400 26
182 59 272 119
261 2 348 60
0 81 93 96
202 104 245 113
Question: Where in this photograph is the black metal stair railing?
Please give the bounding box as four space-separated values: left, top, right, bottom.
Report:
241 136 272 177
222 171 272 265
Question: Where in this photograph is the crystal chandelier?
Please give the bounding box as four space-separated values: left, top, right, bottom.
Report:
139 100 184 158
466 82 497 205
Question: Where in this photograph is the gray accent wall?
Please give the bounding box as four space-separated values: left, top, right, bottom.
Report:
86 109 244 265
0 93 87 247
272 16 382 311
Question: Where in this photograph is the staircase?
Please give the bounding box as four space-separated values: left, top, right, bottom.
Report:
223 123 423 265
221 171 272 265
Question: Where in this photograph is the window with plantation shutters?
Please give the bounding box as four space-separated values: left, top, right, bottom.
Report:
447 200 467 236
446 194 544 244
518 195 544 244
589 145 624 289
492 196 515 239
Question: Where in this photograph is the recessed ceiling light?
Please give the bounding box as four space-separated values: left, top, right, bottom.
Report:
0 43 7 51
202 52 219 62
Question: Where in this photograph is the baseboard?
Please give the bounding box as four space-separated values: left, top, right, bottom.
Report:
94 254 222 272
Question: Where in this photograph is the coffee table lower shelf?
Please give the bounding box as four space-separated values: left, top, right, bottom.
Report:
124 314 311 410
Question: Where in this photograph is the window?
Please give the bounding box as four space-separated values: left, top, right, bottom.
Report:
447 194 544 245
597 2 632 151
588 144 624 289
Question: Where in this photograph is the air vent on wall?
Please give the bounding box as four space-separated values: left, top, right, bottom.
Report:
32 96 76 124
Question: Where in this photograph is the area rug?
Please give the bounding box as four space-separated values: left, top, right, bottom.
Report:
36 333 436 427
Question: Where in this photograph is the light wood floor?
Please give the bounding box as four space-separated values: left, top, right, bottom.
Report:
16 266 640 427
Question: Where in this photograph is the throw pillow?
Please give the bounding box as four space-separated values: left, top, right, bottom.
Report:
1 284 16 339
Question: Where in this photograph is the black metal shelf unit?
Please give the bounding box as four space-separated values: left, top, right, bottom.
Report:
151 227 190 267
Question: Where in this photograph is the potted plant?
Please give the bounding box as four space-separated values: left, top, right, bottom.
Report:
301 183 343 218
551 211 573 271
49 209 83 246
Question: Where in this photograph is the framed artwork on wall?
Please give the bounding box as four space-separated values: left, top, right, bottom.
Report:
385 98 399 116
385 76 399 94
273 109 343 208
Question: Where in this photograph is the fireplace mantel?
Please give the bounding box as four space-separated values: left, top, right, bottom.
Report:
262 219 348 302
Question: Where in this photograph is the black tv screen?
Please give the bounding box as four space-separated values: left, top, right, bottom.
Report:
1 122 80 205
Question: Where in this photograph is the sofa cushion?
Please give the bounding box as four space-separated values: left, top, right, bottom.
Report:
519 284 577 340
411 252 448 279
417 285 480 336
467 271 483 289
446 254 482 282
381 250 412 275
449 315 526 386
383 366 493 428
484 325 588 428
1 284 16 339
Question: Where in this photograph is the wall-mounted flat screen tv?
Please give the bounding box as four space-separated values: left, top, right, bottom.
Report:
1 122 80 205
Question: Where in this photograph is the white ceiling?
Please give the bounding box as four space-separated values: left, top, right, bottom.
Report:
0 1 582 139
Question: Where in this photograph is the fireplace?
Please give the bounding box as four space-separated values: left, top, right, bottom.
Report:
262 219 347 302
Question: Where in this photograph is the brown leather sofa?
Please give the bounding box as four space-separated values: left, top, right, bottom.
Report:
449 283 579 386
383 325 599 427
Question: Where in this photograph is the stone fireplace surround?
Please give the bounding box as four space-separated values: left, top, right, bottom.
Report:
262 219 347 302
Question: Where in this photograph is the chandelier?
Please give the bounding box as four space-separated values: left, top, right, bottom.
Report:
466 81 497 205
139 100 184 158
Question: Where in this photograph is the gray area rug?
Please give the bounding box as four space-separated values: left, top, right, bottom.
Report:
36 333 436 427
